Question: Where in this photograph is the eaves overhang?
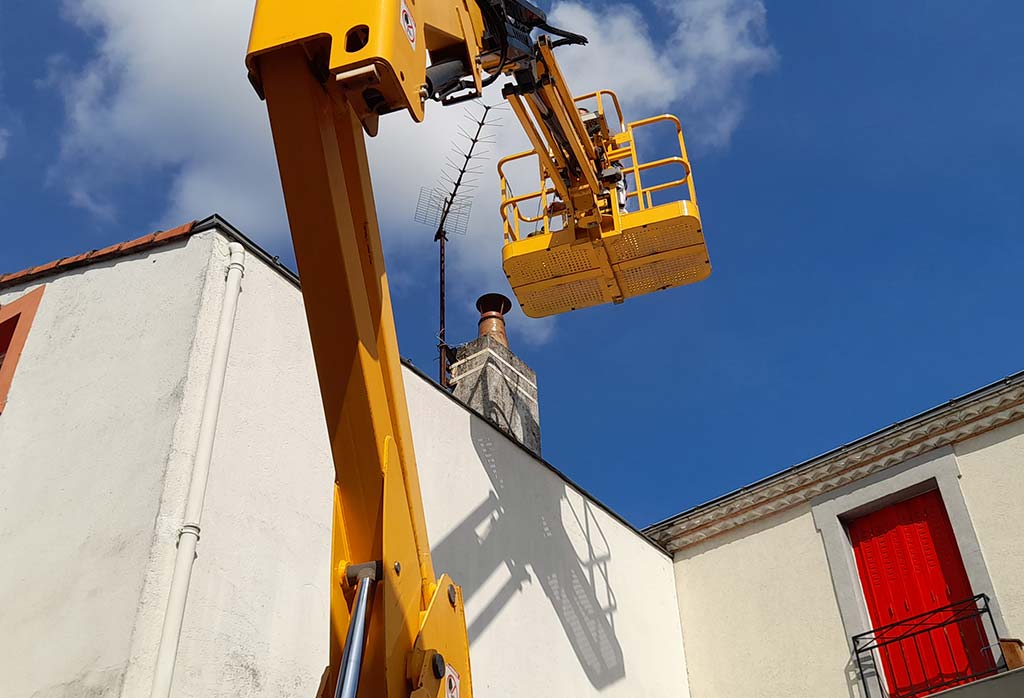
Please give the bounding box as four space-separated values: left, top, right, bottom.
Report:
0 222 197 290
644 371 1024 554
0 214 299 292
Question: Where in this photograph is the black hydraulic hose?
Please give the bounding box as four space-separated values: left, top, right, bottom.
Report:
469 2 590 91
475 0 509 87
538 21 588 47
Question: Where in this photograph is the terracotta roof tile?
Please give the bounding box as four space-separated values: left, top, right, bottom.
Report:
29 259 62 275
90 242 126 258
0 221 196 289
61 252 95 266
152 227 189 244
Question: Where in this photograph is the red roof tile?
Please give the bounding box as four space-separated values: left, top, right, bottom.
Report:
0 221 197 289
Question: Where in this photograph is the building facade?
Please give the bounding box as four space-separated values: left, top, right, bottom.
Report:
2 216 1022 698
0 218 688 698
647 372 1024 698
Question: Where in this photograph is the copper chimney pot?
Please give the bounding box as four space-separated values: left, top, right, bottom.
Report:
476 293 513 348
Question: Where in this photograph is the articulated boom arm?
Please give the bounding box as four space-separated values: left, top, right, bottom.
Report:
245 1 709 697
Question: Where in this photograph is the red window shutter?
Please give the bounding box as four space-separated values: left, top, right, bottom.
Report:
848 490 995 697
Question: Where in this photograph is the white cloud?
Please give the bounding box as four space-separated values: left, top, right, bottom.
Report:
660 0 778 146
550 1 776 146
50 0 775 346
51 1 284 236
0 56 10 160
69 184 116 220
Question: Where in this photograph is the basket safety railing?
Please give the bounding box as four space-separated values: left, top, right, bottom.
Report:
574 89 626 133
615 114 696 212
498 107 696 244
498 149 559 243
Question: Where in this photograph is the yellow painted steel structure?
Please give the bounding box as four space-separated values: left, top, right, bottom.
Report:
245 1 710 696
247 0 486 131
252 48 473 698
500 93 709 318
246 2 484 694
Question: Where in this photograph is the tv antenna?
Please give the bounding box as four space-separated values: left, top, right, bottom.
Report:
415 102 504 387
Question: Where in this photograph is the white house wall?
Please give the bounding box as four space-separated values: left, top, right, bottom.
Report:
14 221 1022 698
0 236 217 698
160 232 334 698
955 418 1024 637
672 416 1024 698
673 504 854 698
102 227 691 697
408 373 691 698
11 223 1023 698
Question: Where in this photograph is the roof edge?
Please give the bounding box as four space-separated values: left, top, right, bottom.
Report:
0 214 303 294
644 369 1024 553
400 358 672 559
192 214 300 288
2 218 660 555
0 221 197 290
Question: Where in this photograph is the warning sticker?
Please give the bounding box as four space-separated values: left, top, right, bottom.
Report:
444 665 460 698
400 0 417 50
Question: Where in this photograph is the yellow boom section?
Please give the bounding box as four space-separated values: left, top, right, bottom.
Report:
257 47 473 698
247 0 485 131
247 2 482 697
245 2 710 697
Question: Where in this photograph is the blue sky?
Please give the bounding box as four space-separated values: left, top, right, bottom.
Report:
2 1 1023 527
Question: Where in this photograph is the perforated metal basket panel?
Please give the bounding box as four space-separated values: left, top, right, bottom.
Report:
504 243 597 285
608 212 703 263
503 202 710 317
519 276 606 317
618 251 710 297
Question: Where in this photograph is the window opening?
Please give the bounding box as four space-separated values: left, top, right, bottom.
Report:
0 316 16 371
0 286 45 413
848 489 999 697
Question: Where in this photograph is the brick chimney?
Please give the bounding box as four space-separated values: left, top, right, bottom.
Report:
449 294 541 456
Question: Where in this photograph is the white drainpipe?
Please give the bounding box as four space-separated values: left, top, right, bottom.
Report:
150 242 246 698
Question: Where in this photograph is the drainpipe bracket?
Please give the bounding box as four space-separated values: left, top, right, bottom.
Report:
176 523 202 546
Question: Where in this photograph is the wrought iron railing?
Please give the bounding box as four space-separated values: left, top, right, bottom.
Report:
853 595 1004 698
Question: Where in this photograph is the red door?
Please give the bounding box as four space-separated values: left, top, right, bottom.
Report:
848 490 995 697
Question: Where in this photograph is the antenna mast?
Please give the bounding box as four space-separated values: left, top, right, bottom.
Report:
415 103 502 387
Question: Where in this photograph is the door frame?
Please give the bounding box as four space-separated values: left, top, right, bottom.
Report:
811 447 1005 657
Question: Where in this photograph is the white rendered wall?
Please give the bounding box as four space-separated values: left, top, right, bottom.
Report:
408 373 691 698
673 418 1024 698
673 505 854 698
104 228 692 697
0 236 216 698
955 418 1024 638
158 233 333 698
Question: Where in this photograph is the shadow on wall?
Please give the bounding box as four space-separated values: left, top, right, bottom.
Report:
431 414 625 690
454 342 541 456
846 653 872 698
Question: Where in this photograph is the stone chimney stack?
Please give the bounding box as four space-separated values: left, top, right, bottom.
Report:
449 294 541 456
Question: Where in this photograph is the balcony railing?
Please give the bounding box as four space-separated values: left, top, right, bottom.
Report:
853 595 1004 698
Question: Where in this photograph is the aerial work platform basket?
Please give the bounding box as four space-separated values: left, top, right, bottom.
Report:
499 91 710 318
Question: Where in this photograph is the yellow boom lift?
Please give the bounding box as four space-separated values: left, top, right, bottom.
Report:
244 1 710 696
